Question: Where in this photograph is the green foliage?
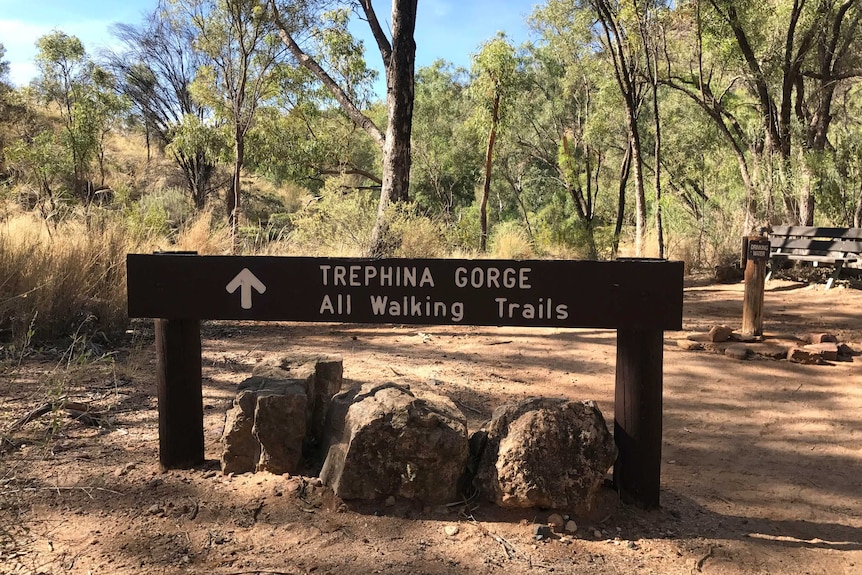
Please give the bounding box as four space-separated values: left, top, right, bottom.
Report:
469 34 522 132
289 179 377 256
447 204 483 251
124 187 192 239
167 114 231 166
411 61 482 214
388 203 448 258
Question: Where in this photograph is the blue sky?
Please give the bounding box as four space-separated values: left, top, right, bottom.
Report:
0 0 539 93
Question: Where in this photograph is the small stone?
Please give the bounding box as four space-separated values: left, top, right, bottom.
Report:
838 343 855 357
627 540 638 549
115 463 135 477
724 344 749 360
444 525 460 537
754 344 791 360
385 495 396 507
677 340 704 351
806 332 837 344
147 504 161 515
564 520 578 534
708 325 734 343
787 347 822 364
547 513 565 532
533 524 552 540
593 529 602 539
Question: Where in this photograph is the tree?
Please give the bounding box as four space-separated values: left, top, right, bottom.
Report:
666 0 862 227
108 1 220 208
470 35 521 252
270 0 419 256
411 61 481 217
34 31 93 199
635 0 669 258
529 3 621 259
0 42 14 175
181 0 288 243
589 0 649 256
34 31 127 203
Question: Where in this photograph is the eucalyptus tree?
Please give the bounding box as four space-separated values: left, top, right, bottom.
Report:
179 0 289 240
665 0 862 227
108 1 220 208
470 34 521 252
268 0 418 257
33 31 128 202
411 61 481 217
531 0 640 257
33 31 93 199
0 43 13 174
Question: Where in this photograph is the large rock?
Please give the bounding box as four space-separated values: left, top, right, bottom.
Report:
221 391 260 474
319 383 468 503
220 355 342 475
471 397 616 510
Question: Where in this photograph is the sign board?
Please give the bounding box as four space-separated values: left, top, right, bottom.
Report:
747 239 770 261
127 255 683 330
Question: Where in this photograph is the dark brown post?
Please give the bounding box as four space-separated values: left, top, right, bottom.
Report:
155 318 204 469
742 235 769 336
614 328 663 509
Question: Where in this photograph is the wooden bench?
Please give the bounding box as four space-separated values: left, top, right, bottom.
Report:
767 226 862 289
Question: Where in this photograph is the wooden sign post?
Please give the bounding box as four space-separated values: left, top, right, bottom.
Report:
127 255 684 509
742 236 770 336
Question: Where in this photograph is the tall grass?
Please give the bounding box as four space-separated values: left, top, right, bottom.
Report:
0 210 139 342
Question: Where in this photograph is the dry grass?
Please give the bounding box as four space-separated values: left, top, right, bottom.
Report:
0 209 138 341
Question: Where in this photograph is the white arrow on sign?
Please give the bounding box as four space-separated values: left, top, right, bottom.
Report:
225 268 266 309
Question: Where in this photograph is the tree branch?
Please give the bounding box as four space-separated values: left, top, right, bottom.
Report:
358 0 392 67
268 0 385 148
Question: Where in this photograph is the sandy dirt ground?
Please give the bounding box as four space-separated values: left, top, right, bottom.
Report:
1 278 861 575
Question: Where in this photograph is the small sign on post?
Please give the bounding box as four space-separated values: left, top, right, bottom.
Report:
742 235 770 336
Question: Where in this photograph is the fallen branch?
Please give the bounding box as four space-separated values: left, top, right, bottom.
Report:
694 544 715 572
6 400 107 432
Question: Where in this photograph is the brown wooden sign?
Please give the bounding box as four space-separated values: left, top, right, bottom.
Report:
127 254 683 330
128 253 684 509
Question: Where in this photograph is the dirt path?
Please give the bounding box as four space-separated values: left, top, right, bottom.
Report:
1 279 860 574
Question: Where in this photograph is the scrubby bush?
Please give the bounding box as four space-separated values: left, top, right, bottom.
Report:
489 221 533 259
289 181 377 256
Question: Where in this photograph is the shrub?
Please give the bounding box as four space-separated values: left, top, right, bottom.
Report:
490 221 534 259
289 181 377 256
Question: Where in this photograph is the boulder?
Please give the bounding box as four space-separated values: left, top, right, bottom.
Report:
471 397 616 511
220 355 342 475
708 325 735 343
251 355 343 440
253 384 307 474
319 383 468 504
